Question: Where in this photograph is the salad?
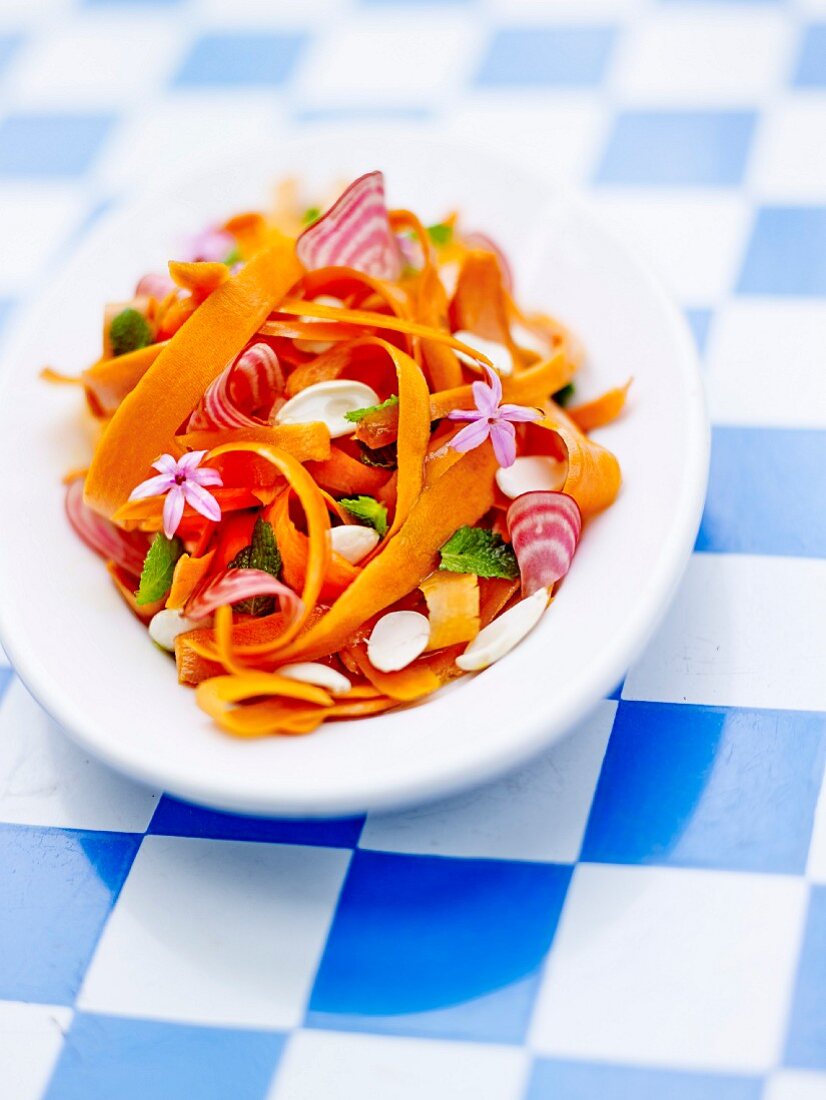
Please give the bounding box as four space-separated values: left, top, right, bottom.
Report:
56 171 626 738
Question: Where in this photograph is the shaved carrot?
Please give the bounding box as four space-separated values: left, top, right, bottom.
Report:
568 380 632 432
85 236 302 519
420 571 480 649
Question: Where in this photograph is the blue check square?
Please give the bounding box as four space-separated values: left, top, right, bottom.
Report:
308 850 571 1044
784 886 826 1069
596 110 755 186
174 33 307 87
698 428 826 558
795 24 826 86
0 826 139 1004
0 114 115 177
44 1014 285 1100
148 794 364 849
737 207 826 295
475 27 616 87
526 1059 763 1100
581 702 826 875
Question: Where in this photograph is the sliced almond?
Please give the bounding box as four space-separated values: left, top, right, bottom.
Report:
295 294 343 353
456 587 549 671
277 662 352 695
495 455 567 499
367 610 430 673
330 524 380 565
149 609 203 652
275 379 380 439
452 329 513 376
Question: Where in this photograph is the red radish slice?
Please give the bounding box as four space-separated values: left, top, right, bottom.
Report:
66 478 148 577
187 342 284 431
507 491 582 596
296 171 403 280
186 568 302 622
463 231 514 292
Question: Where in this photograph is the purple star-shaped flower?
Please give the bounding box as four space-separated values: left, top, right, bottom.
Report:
447 366 541 468
128 451 223 539
185 226 236 263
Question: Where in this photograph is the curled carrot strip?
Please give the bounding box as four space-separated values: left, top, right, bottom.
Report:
271 443 498 665
568 380 632 432
166 550 215 611
82 342 166 418
177 423 331 464
420 571 480 650
347 645 441 702
168 261 229 298
306 447 390 497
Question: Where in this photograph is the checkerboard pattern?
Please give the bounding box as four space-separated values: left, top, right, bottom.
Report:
0 1 824 1096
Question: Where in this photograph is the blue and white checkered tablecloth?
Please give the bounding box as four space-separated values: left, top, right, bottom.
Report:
0 1 825 1097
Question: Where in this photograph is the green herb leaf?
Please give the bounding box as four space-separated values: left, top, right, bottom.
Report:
302 206 321 226
439 526 519 580
552 383 575 407
223 245 242 266
339 496 388 537
136 533 183 606
427 223 453 247
228 517 282 615
110 308 153 358
344 394 399 424
358 441 398 470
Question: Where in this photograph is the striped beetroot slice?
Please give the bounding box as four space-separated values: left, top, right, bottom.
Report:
507 490 582 596
296 171 402 280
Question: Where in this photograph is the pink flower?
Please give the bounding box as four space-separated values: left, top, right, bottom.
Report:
447 366 541 468
185 227 236 263
128 451 223 539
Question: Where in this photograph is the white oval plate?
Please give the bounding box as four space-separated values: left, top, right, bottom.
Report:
0 132 708 817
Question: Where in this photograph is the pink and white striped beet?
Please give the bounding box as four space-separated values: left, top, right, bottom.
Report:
296 171 403 280
186 568 303 622
507 491 582 596
187 342 284 431
65 478 148 577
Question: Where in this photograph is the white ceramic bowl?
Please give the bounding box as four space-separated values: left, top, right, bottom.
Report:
0 133 708 817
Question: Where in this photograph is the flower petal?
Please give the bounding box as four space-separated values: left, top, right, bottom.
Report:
190 466 223 488
183 481 222 524
163 486 186 539
483 365 503 406
129 473 175 501
499 403 542 423
177 450 208 473
471 377 499 419
447 407 484 422
449 417 492 454
151 454 179 476
490 419 517 468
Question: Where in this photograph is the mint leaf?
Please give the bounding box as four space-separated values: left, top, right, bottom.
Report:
110 308 152 357
228 517 281 615
553 383 575 407
427 223 453 247
303 206 321 226
439 526 518 580
340 496 388 537
223 245 241 266
344 394 399 424
136 533 182 605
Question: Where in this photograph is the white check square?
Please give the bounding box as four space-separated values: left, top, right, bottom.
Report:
530 864 807 1071
614 9 789 104
708 300 826 429
751 99 826 201
79 837 350 1029
0 1000 71 1100
623 555 826 712
269 1030 528 1100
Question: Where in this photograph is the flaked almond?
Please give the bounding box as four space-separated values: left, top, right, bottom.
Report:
455 587 549 671
367 610 430 673
275 379 380 439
